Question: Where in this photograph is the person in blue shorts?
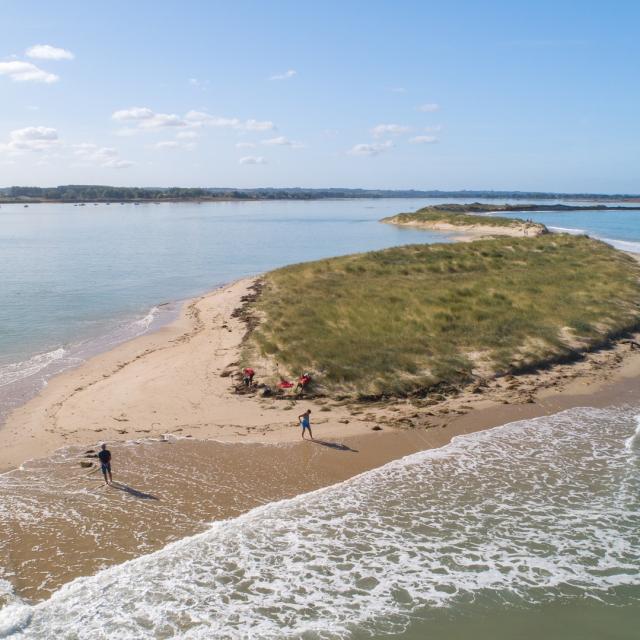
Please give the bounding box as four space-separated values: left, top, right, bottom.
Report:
298 409 313 440
98 443 113 485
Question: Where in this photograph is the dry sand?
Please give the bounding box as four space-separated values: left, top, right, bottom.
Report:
2 272 640 601
383 218 546 240
3 274 640 475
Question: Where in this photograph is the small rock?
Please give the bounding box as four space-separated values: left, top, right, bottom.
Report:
371 425 383 431
338 419 350 424
260 387 273 397
80 461 93 468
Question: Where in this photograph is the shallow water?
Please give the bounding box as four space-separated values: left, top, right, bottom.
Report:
1 198 639 422
2 406 638 638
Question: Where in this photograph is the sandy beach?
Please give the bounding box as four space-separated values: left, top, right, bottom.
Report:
4 271 640 475
2 269 640 602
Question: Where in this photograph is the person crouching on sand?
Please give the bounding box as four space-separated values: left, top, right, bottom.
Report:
98 443 113 485
298 409 313 440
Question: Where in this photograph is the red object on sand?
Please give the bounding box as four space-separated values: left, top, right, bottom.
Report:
278 380 294 388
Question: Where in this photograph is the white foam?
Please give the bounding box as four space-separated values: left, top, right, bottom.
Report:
0 348 66 388
3 406 639 639
624 414 640 451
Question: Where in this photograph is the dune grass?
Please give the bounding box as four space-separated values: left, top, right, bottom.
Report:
382 204 547 232
244 235 640 398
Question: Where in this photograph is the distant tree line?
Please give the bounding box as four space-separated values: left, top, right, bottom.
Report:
1 185 638 202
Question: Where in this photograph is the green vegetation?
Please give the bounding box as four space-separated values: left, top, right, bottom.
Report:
382 204 548 233
244 235 640 398
2 187 640 204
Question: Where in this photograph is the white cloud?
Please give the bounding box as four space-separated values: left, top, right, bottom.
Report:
261 136 304 148
152 140 195 151
185 111 275 132
347 140 393 157
0 60 58 83
153 141 180 150
371 123 410 137
236 141 256 148
72 142 133 168
244 119 275 131
424 124 443 133
409 135 438 144
239 156 267 165
185 111 241 128
112 107 187 130
176 130 198 139
26 44 74 61
103 159 133 169
139 113 187 129
269 69 296 80
112 107 155 121
1 126 59 152
417 103 440 112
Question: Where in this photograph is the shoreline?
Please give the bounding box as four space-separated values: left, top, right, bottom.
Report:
2 259 640 600
4 256 640 474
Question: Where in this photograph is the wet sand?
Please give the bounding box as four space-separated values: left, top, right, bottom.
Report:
2 271 640 603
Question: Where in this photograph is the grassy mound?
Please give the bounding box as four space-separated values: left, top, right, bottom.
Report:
244 235 640 398
382 204 547 233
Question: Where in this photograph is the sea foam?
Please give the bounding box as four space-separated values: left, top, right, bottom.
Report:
2 407 639 639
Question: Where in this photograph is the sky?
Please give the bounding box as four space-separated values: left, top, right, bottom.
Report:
0 0 639 192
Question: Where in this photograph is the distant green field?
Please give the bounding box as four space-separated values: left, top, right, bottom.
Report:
244 235 640 398
382 204 547 232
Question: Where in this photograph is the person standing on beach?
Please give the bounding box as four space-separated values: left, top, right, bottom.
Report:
298 409 313 440
98 443 113 485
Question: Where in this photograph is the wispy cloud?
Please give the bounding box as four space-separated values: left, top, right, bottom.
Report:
185 111 275 132
0 126 59 152
236 141 256 149
239 156 267 165
151 140 196 151
261 136 304 148
371 123 410 138
409 135 438 144
417 103 440 112
72 142 133 168
112 107 187 130
269 69 296 80
26 44 74 60
347 140 393 157
0 60 59 83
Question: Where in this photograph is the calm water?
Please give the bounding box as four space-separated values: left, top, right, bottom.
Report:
2 198 639 423
0 198 451 420
2 406 638 638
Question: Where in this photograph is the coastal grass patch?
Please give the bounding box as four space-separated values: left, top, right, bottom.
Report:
382 204 547 232
244 235 640 398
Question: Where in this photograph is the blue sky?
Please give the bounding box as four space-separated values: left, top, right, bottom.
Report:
1 1 638 192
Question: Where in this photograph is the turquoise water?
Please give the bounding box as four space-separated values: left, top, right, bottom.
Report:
2 406 639 638
496 208 640 252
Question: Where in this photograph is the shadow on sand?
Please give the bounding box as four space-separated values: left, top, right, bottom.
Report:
110 481 159 500
311 439 359 453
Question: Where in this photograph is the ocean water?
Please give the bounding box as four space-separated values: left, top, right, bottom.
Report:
1 198 639 423
494 207 640 252
1 406 638 638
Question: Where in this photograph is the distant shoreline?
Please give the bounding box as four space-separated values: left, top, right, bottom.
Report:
2 187 640 205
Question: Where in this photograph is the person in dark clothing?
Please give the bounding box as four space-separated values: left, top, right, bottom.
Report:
98 443 113 485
